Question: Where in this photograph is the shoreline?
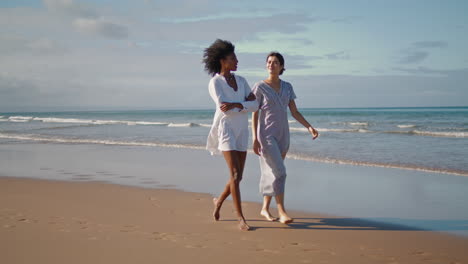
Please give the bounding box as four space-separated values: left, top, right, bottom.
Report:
1 142 468 237
1 176 467 264
1 133 467 177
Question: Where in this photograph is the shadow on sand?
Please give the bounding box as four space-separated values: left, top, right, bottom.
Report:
221 217 468 232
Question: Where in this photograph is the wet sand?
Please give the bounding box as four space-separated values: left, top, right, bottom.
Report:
1 177 467 264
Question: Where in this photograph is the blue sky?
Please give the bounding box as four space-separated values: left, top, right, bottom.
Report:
0 0 467 110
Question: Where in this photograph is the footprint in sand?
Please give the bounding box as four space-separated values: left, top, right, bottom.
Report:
120 224 139 233
411 251 431 256
255 248 280 254
152 232 168 240
16 218 37 223
157 184 177 188
3 224 16 228
303 248 319 253
185 244 207 249
140 180 159 185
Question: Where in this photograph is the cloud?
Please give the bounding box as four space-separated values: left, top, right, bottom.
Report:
325 51 350 60
153 13 318 42
0 35 66 55
142 0 223 18
43 0 98 18
287 71 468 107
237 52 317 73
398 51 428 64
288 38 314 46
397 41 447 64
392 66 468 76
412 41 448 49
331 16 362 24
43 0 129 39
73 18 128 39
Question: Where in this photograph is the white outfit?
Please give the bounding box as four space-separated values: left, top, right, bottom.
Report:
206 73 258 155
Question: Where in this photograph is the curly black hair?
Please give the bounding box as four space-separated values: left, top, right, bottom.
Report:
203 39 235 76
267 51 286 75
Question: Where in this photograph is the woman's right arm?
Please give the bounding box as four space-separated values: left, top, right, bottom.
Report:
252 110 261 156
208 79 238 114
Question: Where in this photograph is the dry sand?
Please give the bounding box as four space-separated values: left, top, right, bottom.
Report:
1 177 467 264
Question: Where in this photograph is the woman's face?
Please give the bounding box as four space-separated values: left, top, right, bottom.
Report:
266 56 283 75
221 52 238 72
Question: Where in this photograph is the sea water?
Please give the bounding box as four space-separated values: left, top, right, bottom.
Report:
1 107 467 176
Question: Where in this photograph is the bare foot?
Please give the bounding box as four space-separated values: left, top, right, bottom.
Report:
213 198 221 221
279 215 293 224
260 210 278 221
238 219 251 231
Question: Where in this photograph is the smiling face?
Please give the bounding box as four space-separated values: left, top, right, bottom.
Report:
266 55 284 76
220 52 238 72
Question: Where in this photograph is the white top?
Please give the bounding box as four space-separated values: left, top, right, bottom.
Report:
206 73 259 155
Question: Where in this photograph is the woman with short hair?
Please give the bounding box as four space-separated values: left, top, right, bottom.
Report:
252 52 319 224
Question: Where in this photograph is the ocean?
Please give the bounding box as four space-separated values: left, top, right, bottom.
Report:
1 107 467 177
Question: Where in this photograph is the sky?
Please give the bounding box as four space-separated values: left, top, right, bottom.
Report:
0 0 467 111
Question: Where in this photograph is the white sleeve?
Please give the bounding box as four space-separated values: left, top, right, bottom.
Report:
239 78 259 113
208 78 237 115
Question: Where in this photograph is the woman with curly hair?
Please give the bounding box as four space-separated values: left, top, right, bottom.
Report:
203 39 258 231
252 52 319 224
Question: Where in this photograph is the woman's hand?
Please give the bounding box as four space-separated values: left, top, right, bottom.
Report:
246 92 256 101
220 102 241 112
252 139 261 156
308 126 319 140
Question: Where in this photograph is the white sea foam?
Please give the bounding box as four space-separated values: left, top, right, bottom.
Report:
0 133 205 151
9 116 34 122
1 132 466 177
386 130 467 138
286 153 468 177
3 115 466 139
412 130 467 138
134 121 169 126
290 127 364 133
349 122 368 126
397 124 416 128
167 122 198 127
7 115 203 128
33 117 94 124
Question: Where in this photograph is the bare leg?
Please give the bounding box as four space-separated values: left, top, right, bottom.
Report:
275 193 293 224
260 196 278 221
217 151 250 231
213 151 248 221
213 182 230 221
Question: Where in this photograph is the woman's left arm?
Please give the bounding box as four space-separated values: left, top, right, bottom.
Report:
236 78 258 113
289 100 319 140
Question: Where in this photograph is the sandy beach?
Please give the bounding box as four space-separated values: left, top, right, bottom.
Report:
1 176 467 264
1 142 468 263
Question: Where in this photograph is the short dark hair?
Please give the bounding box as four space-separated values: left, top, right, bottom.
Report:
266 51 285 75
203 39 235 76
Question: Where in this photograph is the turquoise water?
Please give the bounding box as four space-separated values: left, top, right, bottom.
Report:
1 107 467 176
